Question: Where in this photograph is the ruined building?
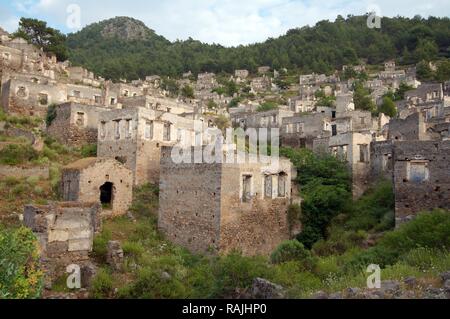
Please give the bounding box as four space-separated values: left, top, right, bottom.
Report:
97 106 204 185
47 102 110 147
23 202 102 287
158 146 298 256
61 158 133 217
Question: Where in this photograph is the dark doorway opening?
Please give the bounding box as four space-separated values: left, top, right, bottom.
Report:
100 182 114 209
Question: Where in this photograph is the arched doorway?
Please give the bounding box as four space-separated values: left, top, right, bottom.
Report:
100 182 114 210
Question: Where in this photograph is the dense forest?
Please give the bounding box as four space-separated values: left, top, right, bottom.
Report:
65 14 450 81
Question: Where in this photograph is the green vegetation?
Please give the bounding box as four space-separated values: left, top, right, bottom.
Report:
0 227 43 299
378 96 398 117
0 144 39 165
281 147 351 248
14 18 68 61
89 182 449 299
353 81 376 113
181 85 195 99
65 15 450 80
257 101 278 112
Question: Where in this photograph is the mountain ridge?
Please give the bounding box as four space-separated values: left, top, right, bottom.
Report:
66 15 450 80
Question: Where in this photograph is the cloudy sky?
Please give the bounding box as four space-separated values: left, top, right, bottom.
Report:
0 0 449 46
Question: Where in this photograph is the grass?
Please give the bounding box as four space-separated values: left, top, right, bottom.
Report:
87 181 450 299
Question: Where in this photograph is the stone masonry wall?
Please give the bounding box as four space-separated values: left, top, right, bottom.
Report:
159 148 222 254
23 202 101 286
394 140 450 225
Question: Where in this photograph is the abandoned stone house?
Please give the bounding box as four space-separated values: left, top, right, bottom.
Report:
97 106 204 185
23 202 102 287
405 83 444 105
158 146 298 256
393 140 450 225
119 94 196 115
47 102 110 147
231 109 295 131
196 72 217 91
0 75 111 117
61 158 133 217
281 113 332 149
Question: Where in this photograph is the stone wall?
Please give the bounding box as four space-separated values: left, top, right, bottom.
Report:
394 140 450 225
47 102 107 147
61 158 133 217
158 146 294 256
23 202 101 286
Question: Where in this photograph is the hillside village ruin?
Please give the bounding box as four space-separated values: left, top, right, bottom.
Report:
0 25 449 287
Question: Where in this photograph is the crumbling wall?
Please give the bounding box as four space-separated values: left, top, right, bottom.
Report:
394 141 450 225
23 202 101 287
62 158 133 217
159 148 222 254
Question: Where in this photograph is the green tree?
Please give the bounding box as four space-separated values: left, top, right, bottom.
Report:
280 148 351 248
181 85 195 99
416 61 435 81
378 96 397 117
14 18 68 61
436 60 450 82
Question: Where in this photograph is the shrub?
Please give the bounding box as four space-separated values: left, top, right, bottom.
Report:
347 210 450 270
93 230 112 262
80 144 97 157
122 241 145 259
119 266 188 299
0 144 39 165
0 227 43 299
211 252 271 296
271 241 316 271
90 268 114 299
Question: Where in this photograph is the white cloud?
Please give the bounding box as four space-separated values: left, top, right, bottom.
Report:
0 0 449 46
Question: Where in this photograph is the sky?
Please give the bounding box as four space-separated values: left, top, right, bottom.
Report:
0 0 449 47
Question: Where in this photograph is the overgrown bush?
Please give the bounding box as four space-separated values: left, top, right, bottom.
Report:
271 241 316 271
90 268 114 299
0 227 43 299
0 144 39 165
346 210 450 270
80 144 97 157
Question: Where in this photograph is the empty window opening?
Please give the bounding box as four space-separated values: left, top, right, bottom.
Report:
359 144 369 163
125 119 133 138
242 175 252 203
100 182 114 210
163 123 171 141
332 124 337 136
265 175 273 198
145 121 154 140
114 120 121 140
100 121 106 139
409 162 429 183
94 95 102 104
278 173 287 197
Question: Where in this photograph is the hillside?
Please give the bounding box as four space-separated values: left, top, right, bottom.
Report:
67 15 450 80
